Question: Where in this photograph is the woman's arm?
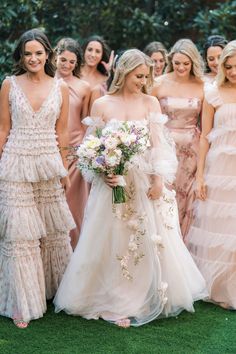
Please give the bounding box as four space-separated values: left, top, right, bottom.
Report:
56 81 70 189
81 83 91 119
0 79 11 158
196 98 215 200
88 85 103 114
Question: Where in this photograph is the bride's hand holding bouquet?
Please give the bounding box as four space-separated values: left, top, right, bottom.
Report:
77 119 150 203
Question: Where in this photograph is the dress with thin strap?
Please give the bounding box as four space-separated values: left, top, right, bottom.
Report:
159 97 201 239
65 80 90 249
0 76 75 322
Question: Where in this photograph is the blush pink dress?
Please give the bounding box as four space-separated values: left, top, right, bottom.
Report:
66 81 90 249
0 76 75 322
159 97 201 240
186 85 236 309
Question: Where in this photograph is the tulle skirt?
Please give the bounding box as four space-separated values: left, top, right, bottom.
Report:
187 131 236 309
54 166 207 326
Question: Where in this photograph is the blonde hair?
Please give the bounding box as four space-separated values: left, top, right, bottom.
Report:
109 49 154 94
217 40 236 87
166 39 204 81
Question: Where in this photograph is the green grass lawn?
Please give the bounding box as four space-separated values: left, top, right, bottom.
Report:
0 301 235 354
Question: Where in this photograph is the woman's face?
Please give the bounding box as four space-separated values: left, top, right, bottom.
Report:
172 52 192 78
56 50 77 77
84 41 103 67
224 54 236 85
207 46 223 75
150 51 165 77
23 40 48 73
124 64 149 94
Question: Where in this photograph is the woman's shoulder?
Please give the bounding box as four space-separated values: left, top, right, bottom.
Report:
143 93 161 112
72 76 91 93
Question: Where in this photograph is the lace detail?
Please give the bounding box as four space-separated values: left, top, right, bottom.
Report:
0 76 66 182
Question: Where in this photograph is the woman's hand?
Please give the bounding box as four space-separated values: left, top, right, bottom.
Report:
147 177 163 200
104 174 122 188
196 176 207 201
60 176 71 191
101 50 115 74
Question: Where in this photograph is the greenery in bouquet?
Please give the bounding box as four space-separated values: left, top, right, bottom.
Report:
76 120 150 203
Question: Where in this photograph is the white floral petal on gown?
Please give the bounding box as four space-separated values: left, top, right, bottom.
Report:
54 114 208 326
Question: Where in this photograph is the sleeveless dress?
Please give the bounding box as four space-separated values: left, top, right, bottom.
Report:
54 114 207 326
186 85 236 309
0 76 75 322
159 97 201 239
65 81 90 249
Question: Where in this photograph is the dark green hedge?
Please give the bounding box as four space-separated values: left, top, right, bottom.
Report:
0 0 235 83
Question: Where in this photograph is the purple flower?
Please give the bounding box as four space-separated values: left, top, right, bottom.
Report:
96 156 105 165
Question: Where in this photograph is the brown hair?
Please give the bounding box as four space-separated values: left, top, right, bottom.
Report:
13 28 55 77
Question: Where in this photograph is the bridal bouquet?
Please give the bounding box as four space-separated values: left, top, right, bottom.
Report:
77 120 150 203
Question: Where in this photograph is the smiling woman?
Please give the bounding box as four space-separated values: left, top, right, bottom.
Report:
152 39 205 240
80 35 111 89
0 29 75 328
55 38 91 249
54 49 207 328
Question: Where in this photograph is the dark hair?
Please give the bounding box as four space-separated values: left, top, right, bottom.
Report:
143 41 167 62
203 35 228 72
82 35 110 76
12 28 55 77
106 50 125 91
55 37 83 78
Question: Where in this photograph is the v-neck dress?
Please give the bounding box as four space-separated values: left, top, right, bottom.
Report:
0 76 75 322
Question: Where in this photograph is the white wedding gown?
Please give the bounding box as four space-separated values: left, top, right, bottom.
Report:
54 113 208 326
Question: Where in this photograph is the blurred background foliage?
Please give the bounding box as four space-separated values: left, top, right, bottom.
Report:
0 0 235 82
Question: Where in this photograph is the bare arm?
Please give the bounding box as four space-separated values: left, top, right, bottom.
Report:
89 85 103 114
81 84 91 119
0 79 11 158
56 82 70 190
196 98 215 200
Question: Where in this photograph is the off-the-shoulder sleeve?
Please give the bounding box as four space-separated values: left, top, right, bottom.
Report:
204 84 223 108
139 112 178 185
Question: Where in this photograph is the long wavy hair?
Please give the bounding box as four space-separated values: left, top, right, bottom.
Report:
12 28 55 77
54 37 83 78
82 35 111 76
109 49 154 95
166 39 204 81
217 40 236 87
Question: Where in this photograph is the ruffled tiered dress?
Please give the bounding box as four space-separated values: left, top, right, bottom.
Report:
0 76 75 322
54 113 207 326
187 85 236 309
159 97 202 239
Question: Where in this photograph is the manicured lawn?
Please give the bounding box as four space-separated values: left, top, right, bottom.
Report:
0 301 235 354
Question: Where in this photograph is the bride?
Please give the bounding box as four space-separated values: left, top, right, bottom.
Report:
54 49 208 327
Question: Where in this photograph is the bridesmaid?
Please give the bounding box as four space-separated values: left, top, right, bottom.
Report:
81 35 111 89
55 38 91 249
89 51 123 112
143 41 167 78
152 39 204 239
203 35 228 84
0 29 75 328
187 41 236 309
